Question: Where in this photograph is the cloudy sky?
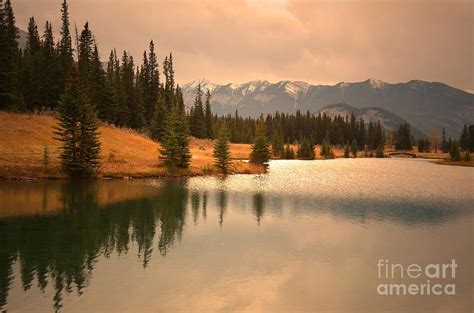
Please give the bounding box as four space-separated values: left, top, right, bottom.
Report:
13 0 473 91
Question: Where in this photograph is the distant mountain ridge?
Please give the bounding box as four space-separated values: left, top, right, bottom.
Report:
317 103 425 138
182 78 474 137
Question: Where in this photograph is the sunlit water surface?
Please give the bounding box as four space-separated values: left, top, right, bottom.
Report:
0 159 472 312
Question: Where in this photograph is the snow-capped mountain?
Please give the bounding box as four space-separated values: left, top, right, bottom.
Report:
182 78 474 136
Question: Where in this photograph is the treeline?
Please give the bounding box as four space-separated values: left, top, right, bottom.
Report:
216 110 385 148
0 0 198 176
0 0 182 137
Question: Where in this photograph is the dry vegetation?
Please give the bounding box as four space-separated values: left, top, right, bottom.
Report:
0 111 264 179
1 112 469 179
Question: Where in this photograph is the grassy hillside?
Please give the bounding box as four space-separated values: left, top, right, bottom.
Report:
0 112 263 179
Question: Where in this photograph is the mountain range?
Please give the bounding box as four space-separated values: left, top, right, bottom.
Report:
317 103 425 139
182 78 473 137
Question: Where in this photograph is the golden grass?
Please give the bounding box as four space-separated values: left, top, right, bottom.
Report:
0 111 264 179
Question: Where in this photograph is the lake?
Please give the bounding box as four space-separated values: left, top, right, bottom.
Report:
0 159 472 312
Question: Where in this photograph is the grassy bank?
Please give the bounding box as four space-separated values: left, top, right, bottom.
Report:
0 112 264 179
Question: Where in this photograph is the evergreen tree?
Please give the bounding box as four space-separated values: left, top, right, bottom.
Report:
395 123 412 150
159 107 191 171
119 51 145 128
469 125 474 152
142 40 160 123
430 128 439 153
459 124 469 151
204 89 214 139
0 0 20 109
374 120 384 148
271 129 284 157
283 144 295 159
163 54 175 111
343 144 350 158
38 21 61 109
368 120 375 149
250 120 270 164
320 138 334 159
462 151 471 162
375 146 384 158
54 69 101 177
417 138 426 153
21 17 42 110
77 22 94 94
351 140 358 157
149 97 166 141
357 118 366 149
190 84 206 138
441 128 448 152
449 141 461 161
58 0 73 95
174 85 185 115
297 138 315 160
213 127 231 174
89 43 114 122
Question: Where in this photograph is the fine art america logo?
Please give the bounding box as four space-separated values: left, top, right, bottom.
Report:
376 259 457 296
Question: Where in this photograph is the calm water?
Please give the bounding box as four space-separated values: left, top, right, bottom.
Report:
0 159 472 312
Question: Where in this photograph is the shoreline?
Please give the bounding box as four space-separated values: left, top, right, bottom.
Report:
3 157 474 181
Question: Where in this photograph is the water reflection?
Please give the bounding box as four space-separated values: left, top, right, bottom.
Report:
0 180 189 311
0 160 472 312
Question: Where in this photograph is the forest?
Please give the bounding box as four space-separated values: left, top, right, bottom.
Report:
0 0 472 177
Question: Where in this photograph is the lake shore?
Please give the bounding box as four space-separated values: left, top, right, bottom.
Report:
0 111 265 180
1 112 470 180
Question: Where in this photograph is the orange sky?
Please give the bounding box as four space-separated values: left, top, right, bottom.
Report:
13 0 473 91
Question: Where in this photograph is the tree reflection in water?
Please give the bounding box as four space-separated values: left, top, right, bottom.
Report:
0 179 189 311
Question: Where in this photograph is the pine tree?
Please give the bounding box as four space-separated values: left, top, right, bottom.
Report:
250 120 270 164
213 127 231 174
149 97 167 141
417 138 425 152
89 43 114 122
320 138 334 159
343 144 350 158
441 128 448 153
283 144 295 159
54 69 101 177
395 123 412 150
469 125 474 152
159 107 191 171
163 53 175 111
21 17 42 110
0 0 20 109
39 21 62 109
368 120 375 149
271 129 284 157
58 0 73 96
375 145 384 158
77 22 93 92
430 128 439 153
297 138 315 160
350 140 358 158
204 89 214 139
449 141 461 161
142 40 160 123
462 151 471 162
459 124 469 151
190 84 206 138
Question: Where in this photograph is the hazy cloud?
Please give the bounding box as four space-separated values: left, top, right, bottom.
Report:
13 0 473 90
